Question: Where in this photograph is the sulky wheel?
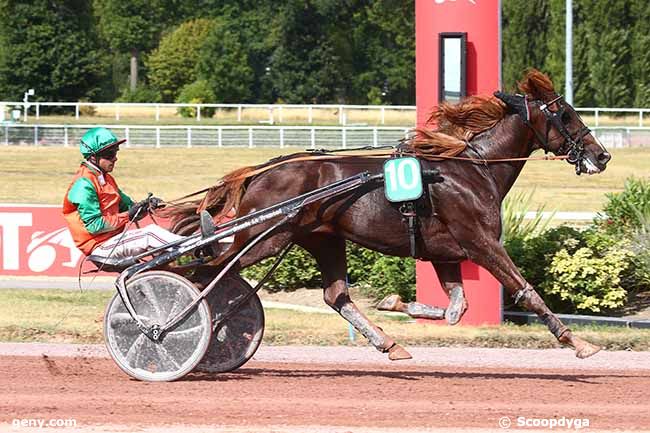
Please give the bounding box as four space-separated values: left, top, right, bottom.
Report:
195 274 265 373
104 271 212 382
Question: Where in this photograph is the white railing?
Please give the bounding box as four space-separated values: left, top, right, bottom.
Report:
3 101 650 127
0 124 411 149
576 108 650 127
2 123 648 149
0 101 416 126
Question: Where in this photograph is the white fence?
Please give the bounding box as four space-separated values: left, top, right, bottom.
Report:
1 101 416 125
1 124 411 149
4 101 650 127
2 123 647 149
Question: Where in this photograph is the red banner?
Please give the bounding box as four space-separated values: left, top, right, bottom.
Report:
0 205 156 277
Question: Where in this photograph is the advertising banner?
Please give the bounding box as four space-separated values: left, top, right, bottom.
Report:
0 205 156 277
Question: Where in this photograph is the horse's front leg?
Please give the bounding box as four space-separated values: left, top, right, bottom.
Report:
299 235 412 361
466 239 601 359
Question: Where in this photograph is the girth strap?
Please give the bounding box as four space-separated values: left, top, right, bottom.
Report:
399 202 419 258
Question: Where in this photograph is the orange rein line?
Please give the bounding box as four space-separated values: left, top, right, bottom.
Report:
162 151 569 206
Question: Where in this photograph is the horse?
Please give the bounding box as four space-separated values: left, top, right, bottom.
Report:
161 69 611 361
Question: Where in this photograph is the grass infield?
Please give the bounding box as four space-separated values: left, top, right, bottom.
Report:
1 146 648 211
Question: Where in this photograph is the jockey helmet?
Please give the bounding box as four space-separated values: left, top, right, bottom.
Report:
79 127 126 159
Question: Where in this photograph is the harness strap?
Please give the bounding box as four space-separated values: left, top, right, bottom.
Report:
164 147 569 206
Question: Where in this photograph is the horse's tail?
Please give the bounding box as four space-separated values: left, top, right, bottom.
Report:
156 165 256 235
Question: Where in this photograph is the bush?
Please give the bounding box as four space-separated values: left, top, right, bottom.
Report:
116 86 162 103
241 246 320 292
176 80 216 118
600 177 650 233
546 246 632 314
241 241 416 301
363 256 416 302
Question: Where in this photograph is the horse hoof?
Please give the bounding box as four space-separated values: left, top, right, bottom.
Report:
377 294 402 311
444 286 466 325
575 342 602 359
388 344 412 361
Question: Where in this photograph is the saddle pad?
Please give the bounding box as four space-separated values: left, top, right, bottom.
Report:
383 157 424 202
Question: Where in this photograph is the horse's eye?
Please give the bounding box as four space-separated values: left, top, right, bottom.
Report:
560 111 572 124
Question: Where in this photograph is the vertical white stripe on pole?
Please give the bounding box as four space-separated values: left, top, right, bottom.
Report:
373 128 378 147
156 128 161 148
280 128 284 148
565 0 573 105
35 103 40 119
308 106 313 124
34 125 38 146
187 127 192 148
75 104 79 120
237 106 242 122
248 128 253 148
4 125 8 145
342 128 346 149
64 126 68 147
155 104 160 122
125 127 130 147
278 106 283 123
311 128 316 149
115 104 120 121
197 105 201 121
218 127 222 147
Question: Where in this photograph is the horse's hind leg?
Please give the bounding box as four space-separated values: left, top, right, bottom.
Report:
299 235 412 361
376 262 466 325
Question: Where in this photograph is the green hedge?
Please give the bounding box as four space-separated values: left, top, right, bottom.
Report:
241 243 416 302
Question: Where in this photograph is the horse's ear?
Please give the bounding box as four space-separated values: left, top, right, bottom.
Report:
493 91 530 123
517 69 555 100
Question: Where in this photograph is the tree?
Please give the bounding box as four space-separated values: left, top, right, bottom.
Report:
349 0 415 104
584 0 632 107
630 1 650 107
0 0 105 101
94 0 169 91
502 0 549 92
196 19 257 102
146 19 213 102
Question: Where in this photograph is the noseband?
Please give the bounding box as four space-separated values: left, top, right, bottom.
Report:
526 95 591 173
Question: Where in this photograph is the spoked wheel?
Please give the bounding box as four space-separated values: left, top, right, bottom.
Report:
195 274 265 373
104 271 212 382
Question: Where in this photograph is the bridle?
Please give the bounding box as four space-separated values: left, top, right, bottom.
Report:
525 95 591 174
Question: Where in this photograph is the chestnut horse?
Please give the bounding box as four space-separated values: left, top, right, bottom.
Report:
163 69 611 360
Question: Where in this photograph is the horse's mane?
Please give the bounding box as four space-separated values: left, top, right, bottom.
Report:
160 69 555 230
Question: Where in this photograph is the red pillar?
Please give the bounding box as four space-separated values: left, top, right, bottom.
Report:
415 0 503 325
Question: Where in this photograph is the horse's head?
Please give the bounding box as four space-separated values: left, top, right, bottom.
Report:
495 69 611 175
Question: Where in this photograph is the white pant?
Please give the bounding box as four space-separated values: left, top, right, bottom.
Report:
92 225 186 260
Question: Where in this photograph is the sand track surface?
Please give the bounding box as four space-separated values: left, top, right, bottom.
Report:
1 344 649 432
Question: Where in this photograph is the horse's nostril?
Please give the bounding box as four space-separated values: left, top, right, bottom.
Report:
598 152 611 164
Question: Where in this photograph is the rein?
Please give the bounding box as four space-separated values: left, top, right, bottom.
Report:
163 148 568 206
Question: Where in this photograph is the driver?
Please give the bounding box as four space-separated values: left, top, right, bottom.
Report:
62 127 211 263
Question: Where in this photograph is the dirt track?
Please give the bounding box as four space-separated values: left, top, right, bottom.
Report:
1 344 650 433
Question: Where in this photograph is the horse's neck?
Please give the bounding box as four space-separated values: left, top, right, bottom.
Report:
472 116 533 202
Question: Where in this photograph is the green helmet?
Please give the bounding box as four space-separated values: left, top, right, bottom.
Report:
79 127 126 159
